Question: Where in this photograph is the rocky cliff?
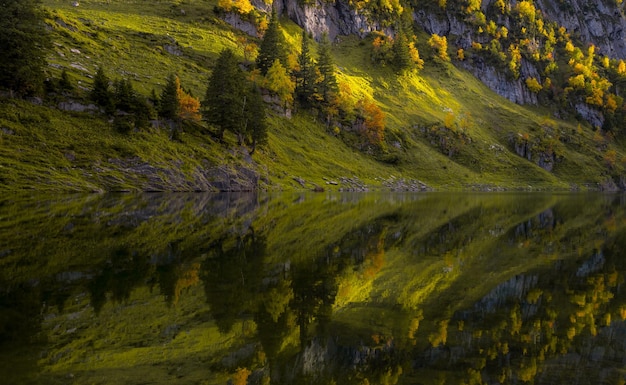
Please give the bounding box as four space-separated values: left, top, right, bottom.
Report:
535 0 626 58
243 0 626 124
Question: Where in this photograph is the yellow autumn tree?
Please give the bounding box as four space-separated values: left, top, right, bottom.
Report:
525 77 542 93
218 0 253 14
508 44 522 78
457 48 465 61
408 42 425 69
265 59 295 108
428 34 450 61
618 60 626 75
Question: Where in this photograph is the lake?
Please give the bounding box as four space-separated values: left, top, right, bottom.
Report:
0 192 625 384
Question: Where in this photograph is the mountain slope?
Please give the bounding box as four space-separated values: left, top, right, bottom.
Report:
1 0 625 191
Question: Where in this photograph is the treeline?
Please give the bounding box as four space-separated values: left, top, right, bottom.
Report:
403 0 626 131
0 0 387 155
247 9 387 151
0 0 50 96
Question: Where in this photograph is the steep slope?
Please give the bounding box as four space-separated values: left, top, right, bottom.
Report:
1 0 625 191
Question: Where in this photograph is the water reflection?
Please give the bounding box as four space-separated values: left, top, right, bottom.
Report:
0 192 625 384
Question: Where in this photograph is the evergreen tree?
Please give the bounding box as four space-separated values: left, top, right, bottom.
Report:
392 30 412 72
112 78 153 130
159 74 180 120
0 0 50 96
91 67 114 114
59 69 74 93
295 30 316 106
256 8 286 75
131 95 153 131
316 33 338 106
244 85 268 154
203 49 247 140
114 78 135 112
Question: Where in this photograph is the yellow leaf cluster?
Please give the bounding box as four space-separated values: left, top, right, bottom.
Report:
428 34 450 61
525 77 542 93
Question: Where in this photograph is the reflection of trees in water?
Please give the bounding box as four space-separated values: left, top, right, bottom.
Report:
0 281 41 344
201 230 266 334
89 247 153 314
270 221 398 385
408 234 626 385
4 193 626 384
201 218 396 385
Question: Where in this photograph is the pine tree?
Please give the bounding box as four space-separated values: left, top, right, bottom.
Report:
244 85 268 154
59 69 74 93
295 30 316 106
203 49 247 140
91 67 114 114
316 33 338 106
392 30 412 72
256 8 286 75
159 74 180 120
114 78 135 112
0 0 50 96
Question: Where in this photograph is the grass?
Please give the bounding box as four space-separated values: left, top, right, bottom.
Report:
0 0 621 192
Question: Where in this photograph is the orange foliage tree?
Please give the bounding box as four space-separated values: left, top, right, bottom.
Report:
177 87 201 122
356 97 386 147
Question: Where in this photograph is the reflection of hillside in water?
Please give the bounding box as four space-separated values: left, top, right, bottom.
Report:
0 193 625 384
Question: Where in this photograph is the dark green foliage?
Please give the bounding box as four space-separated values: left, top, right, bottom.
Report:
203 49 267 153
245 86 268 154
201 232 266 334
316 33 338 106
0 0 50 96
255 8 286 75
114 79 135 113
113 115 134 134
113 78 153 131
132 97 154 130
159 74 179 120
295 31 317 107
59 69 74 93
91 67 114 114
203 49 247 141
392 30 412 72
149 88 160 110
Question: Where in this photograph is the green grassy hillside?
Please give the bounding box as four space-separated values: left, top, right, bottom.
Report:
0 0 623 191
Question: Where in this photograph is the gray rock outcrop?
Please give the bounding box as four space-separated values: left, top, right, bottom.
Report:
534 0 626 58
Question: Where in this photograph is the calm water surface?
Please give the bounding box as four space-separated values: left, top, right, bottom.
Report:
1 192 625 384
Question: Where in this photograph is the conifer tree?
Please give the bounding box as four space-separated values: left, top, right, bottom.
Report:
114 78 135 112
91 67 114 114
316 33 338 106
295 30 316 106
256 8 286 75
0 0 50 96
204 49 247 140
392 30 412 72
111 78 153 130
59 69 74 93
159 74 180 120
243 85 267 154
